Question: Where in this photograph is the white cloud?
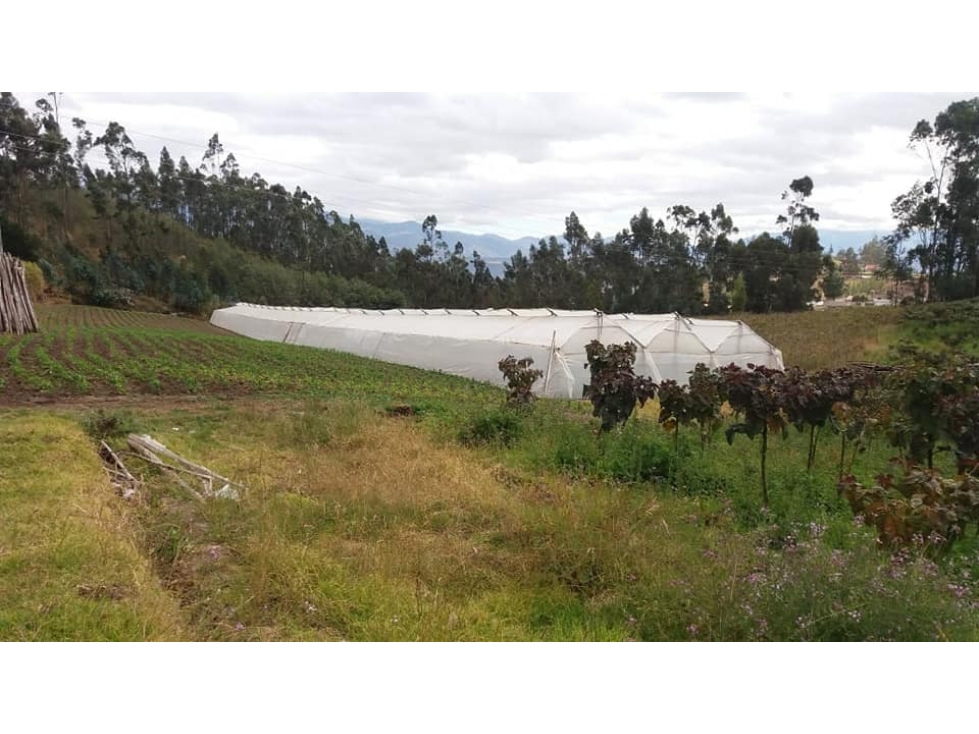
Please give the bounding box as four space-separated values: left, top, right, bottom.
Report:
15 91 979 241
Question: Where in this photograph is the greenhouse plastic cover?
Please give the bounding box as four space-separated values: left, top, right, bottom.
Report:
210 304 784 399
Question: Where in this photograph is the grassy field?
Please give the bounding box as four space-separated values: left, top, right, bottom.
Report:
2 304 978 641
0 413 185 640
734 306 903 370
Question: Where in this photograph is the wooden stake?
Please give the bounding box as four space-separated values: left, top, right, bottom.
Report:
0 245 40 334
126 434 241 500
98 440 139 500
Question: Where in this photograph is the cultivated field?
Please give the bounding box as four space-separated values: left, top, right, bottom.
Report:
0 304 905 402
0 305 500 408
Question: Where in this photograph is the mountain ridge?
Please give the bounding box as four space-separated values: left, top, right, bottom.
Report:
356 217 890 262
356 218 539 261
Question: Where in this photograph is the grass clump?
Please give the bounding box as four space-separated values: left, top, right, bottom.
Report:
287 399 371 449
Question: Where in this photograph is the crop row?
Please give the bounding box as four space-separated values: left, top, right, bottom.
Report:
35 303 226 334
0 305 501 407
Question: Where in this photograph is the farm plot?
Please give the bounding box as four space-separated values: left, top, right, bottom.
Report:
0 305 502 407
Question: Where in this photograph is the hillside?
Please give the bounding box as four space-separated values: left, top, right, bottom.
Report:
2 191 405 314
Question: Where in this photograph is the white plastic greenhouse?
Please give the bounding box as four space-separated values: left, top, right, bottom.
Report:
210 304 784 399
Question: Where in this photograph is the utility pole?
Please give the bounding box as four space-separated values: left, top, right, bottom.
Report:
49 92 70 239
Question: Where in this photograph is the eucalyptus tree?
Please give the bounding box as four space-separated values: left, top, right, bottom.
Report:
886 98 979 301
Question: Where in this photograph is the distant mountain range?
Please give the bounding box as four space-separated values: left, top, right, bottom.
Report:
356 218 539 261
356 217 889 268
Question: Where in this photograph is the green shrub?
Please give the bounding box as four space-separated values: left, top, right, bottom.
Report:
550 422 600 475
596 422 673 483
23 261 45 301
0 216 42 261
458 408 524 448
81 408 137 441
674 458 730 497
90 287 135 309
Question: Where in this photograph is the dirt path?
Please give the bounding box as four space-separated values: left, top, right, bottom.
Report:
0 392 238 412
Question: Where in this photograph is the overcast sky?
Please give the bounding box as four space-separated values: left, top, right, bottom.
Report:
20 91 977 241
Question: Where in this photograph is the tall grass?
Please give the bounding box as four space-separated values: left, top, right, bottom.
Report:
84 398 979 641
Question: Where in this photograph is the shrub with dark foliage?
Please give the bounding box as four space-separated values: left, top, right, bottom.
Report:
583 341 656 433
498 355 543 406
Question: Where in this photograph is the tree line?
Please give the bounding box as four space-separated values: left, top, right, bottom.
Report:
2 92 977 314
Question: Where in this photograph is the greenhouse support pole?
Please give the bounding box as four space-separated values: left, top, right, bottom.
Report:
542 329 556 395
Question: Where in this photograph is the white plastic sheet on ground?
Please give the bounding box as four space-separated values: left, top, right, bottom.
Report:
210 304 784 399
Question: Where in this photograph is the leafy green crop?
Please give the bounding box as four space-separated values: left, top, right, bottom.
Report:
0 305 502 410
